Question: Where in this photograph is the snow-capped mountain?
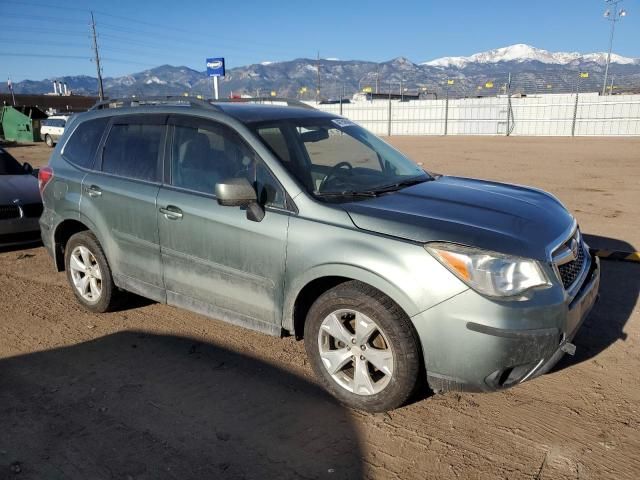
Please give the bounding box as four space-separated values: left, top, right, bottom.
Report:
2 45 639 98
423 44 638 68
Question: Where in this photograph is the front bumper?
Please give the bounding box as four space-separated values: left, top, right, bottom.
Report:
411 254 600 393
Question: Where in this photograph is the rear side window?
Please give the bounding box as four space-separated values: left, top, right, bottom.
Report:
62 117 109 169
102 123 164 182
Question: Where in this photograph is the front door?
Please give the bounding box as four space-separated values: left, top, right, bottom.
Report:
157 115 290 333
81 114 166 302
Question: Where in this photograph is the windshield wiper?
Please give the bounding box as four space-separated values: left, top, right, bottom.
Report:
315 176 432 199
367 176 432 194
314 190 378 198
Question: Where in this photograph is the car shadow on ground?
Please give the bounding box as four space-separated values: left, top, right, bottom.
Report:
0 332 363 479
0 142 38 148
0 241 42 255
553 234 638 372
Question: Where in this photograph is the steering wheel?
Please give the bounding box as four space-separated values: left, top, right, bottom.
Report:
319 161 353 192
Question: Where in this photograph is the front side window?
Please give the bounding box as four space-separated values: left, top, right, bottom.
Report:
253 118 429 199
102 123 164 182
170 120 285 207
62 117 109 169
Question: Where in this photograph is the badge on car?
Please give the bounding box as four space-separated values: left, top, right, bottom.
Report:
570 238 579 261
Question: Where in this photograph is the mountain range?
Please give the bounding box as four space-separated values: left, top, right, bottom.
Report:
3 44 639 99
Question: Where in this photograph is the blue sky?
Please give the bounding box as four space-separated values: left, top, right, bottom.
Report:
1 0 639 82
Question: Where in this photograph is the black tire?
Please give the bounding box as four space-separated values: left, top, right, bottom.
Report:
304 280 421 412
44 134 54 148
64 231 119 313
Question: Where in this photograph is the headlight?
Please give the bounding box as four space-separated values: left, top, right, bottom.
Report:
425 243 550 298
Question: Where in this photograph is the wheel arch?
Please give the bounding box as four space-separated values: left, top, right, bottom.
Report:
285 264 421 339
52 219 92 271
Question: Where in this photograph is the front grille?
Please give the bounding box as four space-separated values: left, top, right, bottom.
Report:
557 244 586 289
553 229 588 291
21 203 43 218
0 205 20 220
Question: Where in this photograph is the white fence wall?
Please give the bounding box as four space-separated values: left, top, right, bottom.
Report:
309 93 640 136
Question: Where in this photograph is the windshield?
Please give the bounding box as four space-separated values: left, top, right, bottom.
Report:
252 118 429 198
0 149 25 175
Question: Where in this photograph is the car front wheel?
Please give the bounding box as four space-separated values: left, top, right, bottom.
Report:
304 281 421 412
44 134 54 148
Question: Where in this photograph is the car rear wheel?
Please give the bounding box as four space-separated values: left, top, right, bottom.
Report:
304 280 421 412
44 134 54 148
65 231 119 313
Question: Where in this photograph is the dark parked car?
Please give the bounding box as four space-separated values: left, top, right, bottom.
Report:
0 147 43 247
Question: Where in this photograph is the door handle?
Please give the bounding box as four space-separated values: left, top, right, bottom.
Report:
159 206 183 220
85 185 102 197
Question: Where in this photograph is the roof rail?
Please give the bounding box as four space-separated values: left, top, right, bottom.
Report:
212 97 316 110
90 95 316 111
90 96 221 111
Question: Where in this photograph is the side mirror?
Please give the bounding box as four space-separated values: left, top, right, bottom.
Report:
215 177 257 207
215 177 265 223
23 162 33 174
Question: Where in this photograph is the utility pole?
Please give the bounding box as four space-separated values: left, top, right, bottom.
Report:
601 0 627 96
90 12 104 101
316 51 321 104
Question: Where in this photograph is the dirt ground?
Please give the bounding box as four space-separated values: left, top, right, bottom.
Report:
1 137 638 479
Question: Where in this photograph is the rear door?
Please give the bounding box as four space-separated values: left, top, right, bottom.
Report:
81 114 167 302
156 115 290 332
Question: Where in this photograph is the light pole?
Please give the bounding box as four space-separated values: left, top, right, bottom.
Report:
602 0 627 96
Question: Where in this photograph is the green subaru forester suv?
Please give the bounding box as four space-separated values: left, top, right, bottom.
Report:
39 97 600 412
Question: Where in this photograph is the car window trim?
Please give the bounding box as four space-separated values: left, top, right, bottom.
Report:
158 182 296 216
166 114 294 212
60 116 110 172
97 114 168 184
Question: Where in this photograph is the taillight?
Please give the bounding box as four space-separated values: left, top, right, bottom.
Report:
38 166 54 195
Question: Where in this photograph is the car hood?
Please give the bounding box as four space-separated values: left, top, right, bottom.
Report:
0 174 41 205
341 176 574 261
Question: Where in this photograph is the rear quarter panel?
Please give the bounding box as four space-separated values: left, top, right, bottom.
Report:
40 149 87 248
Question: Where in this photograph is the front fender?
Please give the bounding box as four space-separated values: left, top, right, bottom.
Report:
283 214 468 333
283 262 421 332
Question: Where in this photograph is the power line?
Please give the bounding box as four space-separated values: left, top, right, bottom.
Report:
1 25 89 37
1 12 86 24
2 3 294 53
0 52 156 67
0 37 160 57
3 19 295 61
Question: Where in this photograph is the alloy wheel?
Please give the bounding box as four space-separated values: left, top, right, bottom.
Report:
69 245 103 302
317 309 394 396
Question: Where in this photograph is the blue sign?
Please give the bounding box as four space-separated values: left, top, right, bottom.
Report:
206 57 225 77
